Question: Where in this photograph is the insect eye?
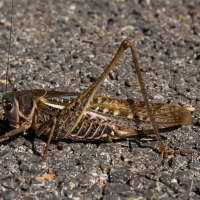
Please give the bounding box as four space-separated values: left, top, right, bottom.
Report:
6 103 13 111
2 100 13 111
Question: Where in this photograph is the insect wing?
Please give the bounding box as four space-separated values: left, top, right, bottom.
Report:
88 96 192 128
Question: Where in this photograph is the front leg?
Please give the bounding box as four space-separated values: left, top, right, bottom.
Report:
35 117 57 162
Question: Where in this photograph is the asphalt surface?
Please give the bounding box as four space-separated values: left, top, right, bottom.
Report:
0 0 200 199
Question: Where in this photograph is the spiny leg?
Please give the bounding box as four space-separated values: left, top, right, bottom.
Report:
72 39 192 156
0 125 25 139
35 117 57 162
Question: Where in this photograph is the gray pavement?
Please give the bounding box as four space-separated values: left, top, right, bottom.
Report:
0 0 200 199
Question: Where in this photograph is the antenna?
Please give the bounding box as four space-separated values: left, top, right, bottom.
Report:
5 0 13 93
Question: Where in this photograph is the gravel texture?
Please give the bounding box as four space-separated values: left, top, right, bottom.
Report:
0 0 200 199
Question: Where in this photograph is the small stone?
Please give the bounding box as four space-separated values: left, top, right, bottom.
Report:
188 162 200 170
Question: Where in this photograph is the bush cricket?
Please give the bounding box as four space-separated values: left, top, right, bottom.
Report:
0 1 193 162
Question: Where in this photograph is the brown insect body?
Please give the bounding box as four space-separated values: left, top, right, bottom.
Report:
2 77 192 161
1 4 194 161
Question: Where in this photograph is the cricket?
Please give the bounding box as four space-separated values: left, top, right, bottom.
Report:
0 0 193 162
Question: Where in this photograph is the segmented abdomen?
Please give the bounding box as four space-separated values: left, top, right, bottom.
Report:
66 113 117 141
